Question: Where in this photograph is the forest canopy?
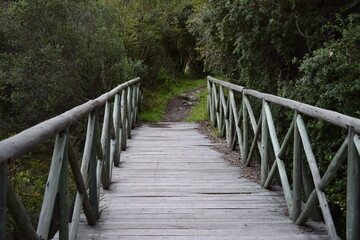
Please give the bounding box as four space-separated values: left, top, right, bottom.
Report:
1 0 359 136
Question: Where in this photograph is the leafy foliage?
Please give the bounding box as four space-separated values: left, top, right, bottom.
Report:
190 0 359 92
0 0 145 134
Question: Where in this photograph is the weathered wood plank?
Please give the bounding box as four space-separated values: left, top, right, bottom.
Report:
73 122 328 240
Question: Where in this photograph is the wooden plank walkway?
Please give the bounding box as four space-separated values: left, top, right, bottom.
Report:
75 122 329 240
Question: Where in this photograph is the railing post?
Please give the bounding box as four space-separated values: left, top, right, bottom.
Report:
292 111 302 221
261 100 269 186
242 93 249 163
37 131 67 239
59 130 69 240
89 123 99 217
121 88 128 151
208 81 216 127
228 104 234 146
113 93 121 167
347 127 360 240
131 85 137 128
101 101 112 190
126 86 132 138
0 161 7 240
207 79 211 119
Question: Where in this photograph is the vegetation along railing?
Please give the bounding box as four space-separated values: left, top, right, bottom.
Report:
0 77 141 240
207 76 360 240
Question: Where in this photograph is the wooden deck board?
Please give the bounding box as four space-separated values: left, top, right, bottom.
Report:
73 122 329 240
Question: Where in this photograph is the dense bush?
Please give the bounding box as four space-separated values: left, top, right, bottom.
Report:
0 0 145 135
190 0 359 92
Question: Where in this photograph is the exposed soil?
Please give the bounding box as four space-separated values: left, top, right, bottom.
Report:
161 87 204 122
161 88 261 183
196 121 261 183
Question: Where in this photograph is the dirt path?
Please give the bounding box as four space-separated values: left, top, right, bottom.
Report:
160 85 261 184
161 87 204 122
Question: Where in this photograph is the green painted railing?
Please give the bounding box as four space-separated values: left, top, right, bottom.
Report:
207 76 360 240
0 77 141 240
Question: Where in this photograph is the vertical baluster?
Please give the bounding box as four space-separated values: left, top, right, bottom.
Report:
101 102 111 190
292 112 302 221
137 83 142 118
113 93 121 167
207 79 211 120
0 161 7 240
121 88 128 150
228 104 234 147
131 85 138 127
347 127 360 240
131 85 137 128
89 123 99 218
37 131 67 239
59 130 69 240
210 82 216 126
261 101 269 186
242 93 249 163
127 86 132 138
135 84 141 116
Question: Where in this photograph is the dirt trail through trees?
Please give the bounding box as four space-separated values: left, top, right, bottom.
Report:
161 86 261 184
161 87 204 122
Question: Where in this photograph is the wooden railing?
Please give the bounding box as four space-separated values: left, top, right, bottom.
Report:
0 77 142 240
207 76 360 240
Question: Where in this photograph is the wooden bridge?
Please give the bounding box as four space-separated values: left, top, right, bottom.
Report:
0 76 359 240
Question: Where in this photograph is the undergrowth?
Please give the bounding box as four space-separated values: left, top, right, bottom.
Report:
185 87 208 122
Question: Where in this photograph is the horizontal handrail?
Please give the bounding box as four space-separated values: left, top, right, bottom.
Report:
0 78 142 240
208 76 360 132
0 77 140 164
207 76 360 240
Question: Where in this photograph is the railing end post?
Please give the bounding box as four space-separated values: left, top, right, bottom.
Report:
346 126 360 240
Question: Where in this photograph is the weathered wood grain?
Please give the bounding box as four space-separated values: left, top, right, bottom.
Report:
69 122 328 240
